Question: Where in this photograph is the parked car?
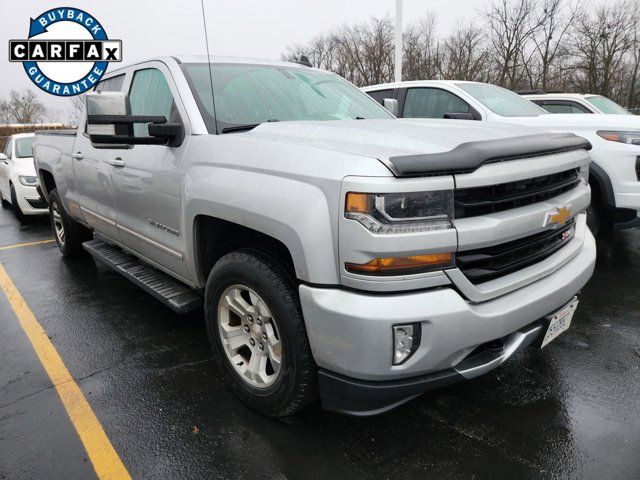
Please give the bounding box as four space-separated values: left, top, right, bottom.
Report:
517 91 633 115
0 133 48 221
34 57 595 417
363 80 640 232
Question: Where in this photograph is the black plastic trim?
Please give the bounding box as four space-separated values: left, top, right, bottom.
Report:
589 162 616 208
387 133 592 177
319 368 462 416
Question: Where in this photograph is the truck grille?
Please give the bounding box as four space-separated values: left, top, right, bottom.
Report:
456 221 575 284
454 169 580 218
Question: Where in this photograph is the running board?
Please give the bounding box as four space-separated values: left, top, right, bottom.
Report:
83 239 202 314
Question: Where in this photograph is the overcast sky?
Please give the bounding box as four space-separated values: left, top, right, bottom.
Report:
1 0 486 119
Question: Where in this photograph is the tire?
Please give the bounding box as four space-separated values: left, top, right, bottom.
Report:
10 183 26 223
48 188 92 256
204 249 317 417
0 191 9 208
586 201 611 238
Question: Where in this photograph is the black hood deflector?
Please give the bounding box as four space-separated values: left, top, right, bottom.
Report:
386 133 592 177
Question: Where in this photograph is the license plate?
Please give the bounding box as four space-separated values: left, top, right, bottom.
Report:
540 298 579 348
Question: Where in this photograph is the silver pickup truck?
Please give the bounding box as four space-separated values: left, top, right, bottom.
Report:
34 56 596 417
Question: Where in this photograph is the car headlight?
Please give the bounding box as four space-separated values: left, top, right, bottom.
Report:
345 190 453 233
18 175 38 186
597 130 640 145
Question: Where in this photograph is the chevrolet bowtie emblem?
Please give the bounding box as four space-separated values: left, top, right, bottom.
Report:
545 206 572 227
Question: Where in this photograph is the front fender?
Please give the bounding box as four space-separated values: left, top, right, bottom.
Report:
183 166 340 285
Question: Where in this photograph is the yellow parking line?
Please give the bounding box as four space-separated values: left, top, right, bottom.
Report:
0 262 131 480
0 239 56 251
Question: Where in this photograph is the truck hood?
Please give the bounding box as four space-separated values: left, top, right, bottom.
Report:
494 113 640 131
246 118 550 165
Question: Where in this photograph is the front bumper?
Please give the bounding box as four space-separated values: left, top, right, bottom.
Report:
13 182 48 215
299 226 596 415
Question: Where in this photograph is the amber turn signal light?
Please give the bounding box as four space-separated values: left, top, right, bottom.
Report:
345 253 453 276
345 192 373 214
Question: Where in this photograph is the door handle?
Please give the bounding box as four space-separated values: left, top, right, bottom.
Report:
106 158 125 168
71 152 84 160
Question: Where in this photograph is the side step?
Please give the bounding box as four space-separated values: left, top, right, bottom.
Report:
83 239 202 314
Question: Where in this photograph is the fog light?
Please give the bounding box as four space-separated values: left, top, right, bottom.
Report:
393 323 421 365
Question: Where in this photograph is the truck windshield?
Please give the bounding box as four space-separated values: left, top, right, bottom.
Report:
584 95 632 115
182 63 393 133
456 83 547 118
14 138 33 158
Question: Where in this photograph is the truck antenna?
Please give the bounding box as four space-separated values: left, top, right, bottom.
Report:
200 0 219 133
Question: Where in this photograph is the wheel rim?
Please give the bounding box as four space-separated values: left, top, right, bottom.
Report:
52 201 65 246
217 284 283 389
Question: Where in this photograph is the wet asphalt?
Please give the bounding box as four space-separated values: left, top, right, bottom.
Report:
0 206 638 480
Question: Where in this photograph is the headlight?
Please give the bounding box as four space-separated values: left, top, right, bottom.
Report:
597 130 640 145
18 175 38 186
345 190 453 233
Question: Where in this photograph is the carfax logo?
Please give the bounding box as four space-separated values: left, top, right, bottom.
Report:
8 7 122 96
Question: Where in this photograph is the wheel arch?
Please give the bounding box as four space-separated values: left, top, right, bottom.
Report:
588 162 615 208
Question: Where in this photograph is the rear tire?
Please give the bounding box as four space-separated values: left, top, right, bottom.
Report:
10 184 26 223
48 188 92 256
204 249 317 417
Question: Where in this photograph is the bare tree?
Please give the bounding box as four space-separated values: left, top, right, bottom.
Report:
402 14 442 81
528 0 580 91
484 0 546 89
441 23 491 81
570 0 639 98
67 94 86 126
0 89 47 124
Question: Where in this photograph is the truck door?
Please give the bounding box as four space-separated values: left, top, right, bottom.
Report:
109 63 189 279
74 74 127 241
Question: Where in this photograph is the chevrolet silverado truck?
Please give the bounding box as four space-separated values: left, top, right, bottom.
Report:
34 56 596 417
364 80 640 233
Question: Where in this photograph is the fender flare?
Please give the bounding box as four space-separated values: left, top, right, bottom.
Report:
588 162 615 208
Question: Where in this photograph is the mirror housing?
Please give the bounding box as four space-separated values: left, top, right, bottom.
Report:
0 153 7 162
383 98 399 116
443 112 476 121
85 92 184 147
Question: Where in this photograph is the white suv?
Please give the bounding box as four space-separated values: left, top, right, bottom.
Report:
519 91 633 116
363 81 640 231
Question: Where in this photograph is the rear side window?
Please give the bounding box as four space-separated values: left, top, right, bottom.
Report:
95 74 125 92
129 68 179 137
536 101 591 114
404 88 470 118
366 89 394 105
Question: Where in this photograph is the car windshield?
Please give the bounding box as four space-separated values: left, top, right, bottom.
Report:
585 96 632 115
14 138 33 158
182 63 393 133
456 83 546 117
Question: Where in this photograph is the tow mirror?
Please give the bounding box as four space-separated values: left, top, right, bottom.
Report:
86 91 184 147
443 112 476 121
383 98 399 116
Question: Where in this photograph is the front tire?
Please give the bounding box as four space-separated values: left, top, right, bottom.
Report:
0 190 9 208
204 249 317 417
48 188 92 256
10 184 25 223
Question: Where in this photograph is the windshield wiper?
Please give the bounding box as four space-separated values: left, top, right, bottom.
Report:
221 119 280 134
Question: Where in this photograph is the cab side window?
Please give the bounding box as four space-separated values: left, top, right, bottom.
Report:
129 68 179 137
367 89 394 106
404 88 470 118
95 74 125 92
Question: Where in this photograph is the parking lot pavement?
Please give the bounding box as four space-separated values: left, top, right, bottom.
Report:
0 208 638 480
